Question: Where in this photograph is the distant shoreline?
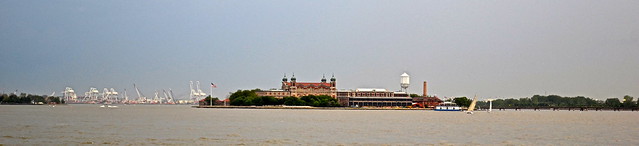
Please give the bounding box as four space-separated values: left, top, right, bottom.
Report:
195 105 639 111
195 105 432 110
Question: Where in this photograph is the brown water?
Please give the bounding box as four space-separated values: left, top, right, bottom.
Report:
1 104 638 145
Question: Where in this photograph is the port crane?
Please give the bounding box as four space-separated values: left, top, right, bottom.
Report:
83 87 100 102
102 88 119 103
161 89 176 104
153 90 160 104
123 89 129 104
168 88 176 104
134 84 147 103
63 87 77 103
190 81 207 104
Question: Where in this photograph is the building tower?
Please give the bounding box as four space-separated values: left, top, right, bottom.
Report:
291 73 296 86
321 74 327 83
281 74 288 89
282 74 288 82
400 72 410 92
423 81 428 97
330 74 336 87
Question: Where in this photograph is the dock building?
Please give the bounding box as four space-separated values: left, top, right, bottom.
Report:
337 88 412 107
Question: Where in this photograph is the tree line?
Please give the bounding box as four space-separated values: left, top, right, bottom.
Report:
1 93 64 105
473 95 637 109
223 89 340 107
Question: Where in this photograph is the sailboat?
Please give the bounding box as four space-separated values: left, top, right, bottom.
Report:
466 96 478 114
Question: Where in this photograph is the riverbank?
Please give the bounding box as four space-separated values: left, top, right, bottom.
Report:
195 105 432 110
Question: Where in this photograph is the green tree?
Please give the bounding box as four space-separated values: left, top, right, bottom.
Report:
282 96 305 106
453 97 472 107
2 94 10 103
409 94 420 97
47 96 61 104
32 95 45 103
261 96 279 105
230 96 246 105
229 89 260 106
605 98 622 108
622 95 635 108
248 96 263 106
202 95 220 105
8 94 19 103
300 95 339 107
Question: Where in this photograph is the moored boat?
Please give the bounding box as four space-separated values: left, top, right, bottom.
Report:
435 102 461 111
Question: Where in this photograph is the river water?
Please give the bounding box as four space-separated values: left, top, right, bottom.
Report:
1 104 638 145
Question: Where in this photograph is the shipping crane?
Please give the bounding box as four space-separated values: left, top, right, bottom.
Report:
162 89 170 104
63 87 77 103
168 88 176 104
123 89 129 104
84 87 100 102
190 81 207 104
134 84 147 103
153 90 160 104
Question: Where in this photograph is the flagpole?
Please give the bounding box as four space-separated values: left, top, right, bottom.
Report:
210 84 213 107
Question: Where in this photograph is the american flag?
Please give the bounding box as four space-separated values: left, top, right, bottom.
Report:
211 83 217 88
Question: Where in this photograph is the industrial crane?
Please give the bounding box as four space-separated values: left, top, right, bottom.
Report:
168 88 176 104
134 84 147 103
190 81 207 104
123 89 129 104
153 90 160 104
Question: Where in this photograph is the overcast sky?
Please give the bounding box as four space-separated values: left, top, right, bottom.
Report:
1 0 638 100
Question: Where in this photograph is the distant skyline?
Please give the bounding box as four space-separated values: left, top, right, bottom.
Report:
1 1 638 100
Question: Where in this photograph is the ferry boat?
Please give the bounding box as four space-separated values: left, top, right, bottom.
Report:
100 104 118 108
435 102 461 111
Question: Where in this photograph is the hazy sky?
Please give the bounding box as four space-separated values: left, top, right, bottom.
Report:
1 0 638 100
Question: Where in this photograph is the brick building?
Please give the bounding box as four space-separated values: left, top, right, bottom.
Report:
256 74 337 98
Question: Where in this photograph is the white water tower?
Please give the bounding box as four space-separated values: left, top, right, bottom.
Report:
400 72 410 92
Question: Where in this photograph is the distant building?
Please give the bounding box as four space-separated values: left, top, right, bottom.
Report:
256 74 337 98
337 88 412 107
411 80 442 108
412 96 443 108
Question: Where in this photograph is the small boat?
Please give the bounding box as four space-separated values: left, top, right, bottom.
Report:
435 102 461 111
100 104 118 108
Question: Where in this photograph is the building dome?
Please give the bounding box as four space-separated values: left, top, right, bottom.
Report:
330 74 336 82
282 74 288 82
291 74 296 81
321 74 327 82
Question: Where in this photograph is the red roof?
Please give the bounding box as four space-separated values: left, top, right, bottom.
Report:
285 82 331 89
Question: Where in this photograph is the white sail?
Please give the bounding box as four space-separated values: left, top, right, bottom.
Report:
467 96 478 114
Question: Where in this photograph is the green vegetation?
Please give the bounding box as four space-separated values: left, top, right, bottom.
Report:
1 93 64 105
622 95 634 108
453 97 472 107
476 95 637 108
228 90 341 107
300 95 340 107
605 98 622 108
409 94 421 97
200 95 221 106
